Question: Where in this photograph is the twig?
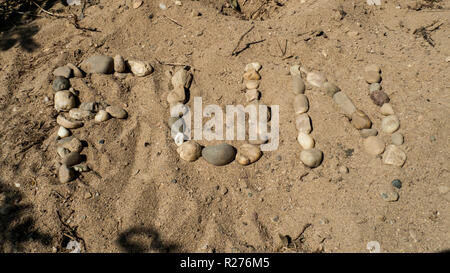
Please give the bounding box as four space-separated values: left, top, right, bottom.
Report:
32 1 65 18
250 1 269 19
231 26 255 55
293 223 312 242
163 15 183 27
276 38 287 56
232 39 266 57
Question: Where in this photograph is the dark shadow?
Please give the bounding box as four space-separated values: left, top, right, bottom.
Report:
0 180 53 252
0 0 61 52
117 227 178 253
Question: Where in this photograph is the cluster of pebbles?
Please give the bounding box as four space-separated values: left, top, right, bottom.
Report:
53 55 153 182
172 63 265 166
290 66 323 168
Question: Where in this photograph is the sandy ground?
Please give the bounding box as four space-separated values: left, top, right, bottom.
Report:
0 0 449 253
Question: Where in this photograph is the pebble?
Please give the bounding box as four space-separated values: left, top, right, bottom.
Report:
391 132 404 145
381 190 399 202
363 136 385 155
52 76 70 91
167 86 186 105
297 132 315 149
369 83 382 93
133 0 143 9
236 144 262 165
171 68 193 89
306 72 326 88
106 106 127 119
80 55 114 74
392 179 402 189
300 148 323 168
243 70 261 81
289 65 301 76
245 89 260 103
54 91 76 112
380 103 394 115
381 115 400 133
66 63 84 78
114 55 126 73
58 126 71 138
322 82 341 97
360 128 378 138
333 91 357 116
56 115 84 129
127 60 153 77
293 94 309 114
364 70 381 83
202 143 236 166
59 164 76 183
292 75 306 94
245 80 259 90
57 146 70 158
177 141 202 162
62 151 83 167
59 137 83 153
365 64 381 73
95 110 111 123
84 192 92 199
245 62 262 72
370 90 390 106
295 113 312 134
53 66 72 78
382 145 407 167
73 163 90 172
79 102 97 112
69 108 94 120
351 110 372 129
338 165 349 174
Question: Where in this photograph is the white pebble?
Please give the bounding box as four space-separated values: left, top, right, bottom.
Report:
58 126 71 138
297 132 315 149
381 115 400 133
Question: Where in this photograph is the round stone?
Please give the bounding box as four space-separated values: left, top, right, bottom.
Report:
80 55 114 74
351 110 372 130
114 55 126 73
293 94 309 114
306 72 326 88
95 110 110 123
62 151 83 167
54 91 76 112
380 190 399 202
59 164 76 183
57 146 70 158
66 63 84 78
322 82 341 97
202 143 236 166
364 70 381 83
171 68 193 89
56 115 83 129
370 90 390 106
369 83 382 93
363 136 385 155
59 137 83 153
392 179 402 189
58 126 70 138
236 144 262 165
382 145 407 167
391 132 404 145
292 75 306 94
106 106 127 119
295 113 312 134
297 132 315 149
127 60 153 77
380 103 394 116
53 66 72 78
69 108 94 120
243 70 261 81
177 141 202 162
245 62 262 72
245 80 259 90
360 128 378 138
381 115 400 133
333 91 357 116
364 64 381 73
300 148 323 168
79 102 97 112
52 76 70 91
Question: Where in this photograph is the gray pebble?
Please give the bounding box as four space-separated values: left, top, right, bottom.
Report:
300 148 323 168
52 76 70 91
59 164 76 183
62 151 83 167
202 143 236 166
369 83 382 93
381 190 399 202
79 102 98 112
114 55 126 73
80 55 114 74
53 66 72 78
360 128 378 138
391 132 404 145
322 82 341 97
333 91 357 117
106 106 127 119
292 75 305 94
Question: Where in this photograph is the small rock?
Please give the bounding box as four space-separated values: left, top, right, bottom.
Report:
66 63 84 78
73 163 90 172
59 137 83 153
289 65 300 76
297 132 315 149
306 72 326 88
363 136 385 155
295 113 312 134
300 148 323 168
322 82 341 97
245 80 259 90
95 110 111 123
381 190 399 202
106 106 127 119
338 165 349 174
80 55 114 74
127 60 153 77
292 75 306 94
57 146 70 158
114 55 126 73
53 66 72 78
171 68 193 89
380 103 394 116
133 0 143 9
369 83 382 93
243 70 261 81
59 164 76 183
177 141 202 162
56 115 83 129
167 86 186 105
236 144 262 165
84 192 92 199
364 64 381 73
381 115 400 133
367 0 382 6
370 90 390 106
58 126 71 138
69 108 94 120
392 179 402 189
293 94 309 114
333 91 357 116
79 102 97 112
54 91 76 112
245 89 260 103
52 76 70 91
351 110 372 130
245 62 262 72
382 145 406 167
62 151 83 167
364 70 381 83
391 132 404 145
360 128 378 138
202 143 236 166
